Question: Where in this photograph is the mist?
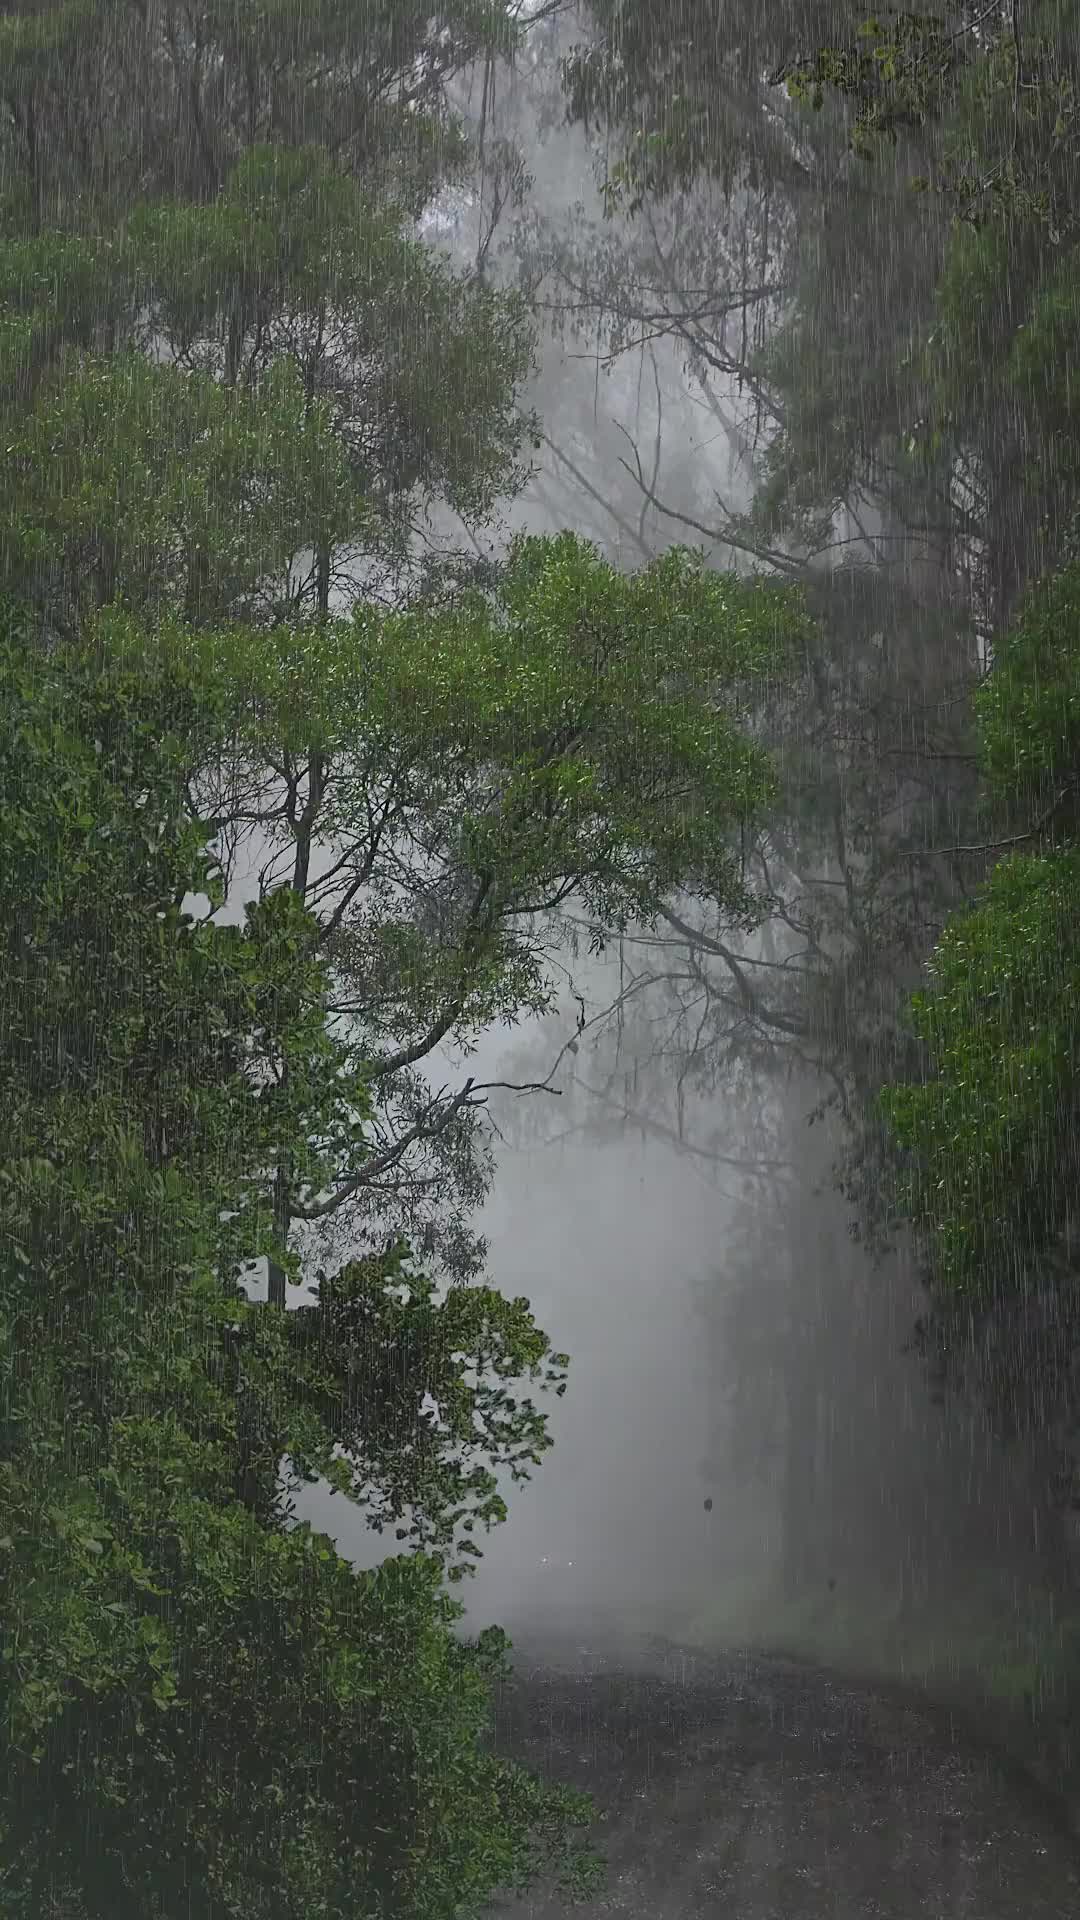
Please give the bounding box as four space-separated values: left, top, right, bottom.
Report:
12 0 1080 1910
285 944 1051 1718
280 4 1063 1716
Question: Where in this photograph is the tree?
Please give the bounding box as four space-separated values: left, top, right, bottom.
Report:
512 7 998 1235
873 560 1080 1588
884 846 1080 1295
553 5 1080 631
150 528 809 1300
0 501 809 1920
0 141 538 627
0 0 812 1303
777 3 1080 625
882 561 1080 1300
0 11 820 1905
0 595 601 1918
0 2 521 224
0 1 545 633
0 0 538 1289
0 233 811 1905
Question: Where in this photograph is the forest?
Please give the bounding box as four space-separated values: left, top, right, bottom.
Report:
1 2 1079 1914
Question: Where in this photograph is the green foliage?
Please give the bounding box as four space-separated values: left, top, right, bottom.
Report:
285 1245 571 1571
0 227 123 411
946 5 1080 233
0 0 111 67
784 5 1080 228
564 0 834 209
882 556 1080 1299
0 144 537 621
65 539 808 1301
72 532 806 1331
121 144 537 531
1 349 367 627
0 10 816 1905
0 514 802 1909
347 530 807 928
0 599 359 1270
1009 244 1080 423
882 847 1080 1295
750 7 1080 596
0 599 600 1916
909 215 1080 580
144 533 807 981
0 1 519 223
783 11 966 153
2 1476 600 1919
925 216 1023 422
976 561 1080 798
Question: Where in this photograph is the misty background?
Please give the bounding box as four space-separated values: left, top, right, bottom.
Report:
185 1 1063 1710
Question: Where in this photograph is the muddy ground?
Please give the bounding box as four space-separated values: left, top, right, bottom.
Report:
485 1630 1080 1917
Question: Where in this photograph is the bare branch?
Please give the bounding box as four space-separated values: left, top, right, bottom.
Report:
653 901 809 1037
907 784 1076 859
291 1080 481 1222
611 419 806 577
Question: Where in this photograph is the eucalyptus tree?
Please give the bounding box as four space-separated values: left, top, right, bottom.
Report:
0 592 610 1920
0 6 821 1910
478 6 997 1250
175 530 808 1296
0 0 539 1289
878 562 1080 1504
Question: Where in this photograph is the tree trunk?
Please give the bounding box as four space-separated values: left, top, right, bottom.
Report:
265 556 328 1310
267 1158 290 1310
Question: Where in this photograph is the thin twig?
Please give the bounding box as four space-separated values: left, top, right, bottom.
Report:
907 784 1075 859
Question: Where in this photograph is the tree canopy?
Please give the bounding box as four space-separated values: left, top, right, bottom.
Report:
0 5 814 1910
0 597 604 1917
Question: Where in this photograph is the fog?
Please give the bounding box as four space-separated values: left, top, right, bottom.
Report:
289 9 1058 1711
191 0 1063 1721
283 982 1049 1707
15 2 1080 1910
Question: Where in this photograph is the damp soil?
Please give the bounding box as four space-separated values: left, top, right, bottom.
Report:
485 1631 1080 1917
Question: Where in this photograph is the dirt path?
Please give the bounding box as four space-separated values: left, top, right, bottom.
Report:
486 1634 1080 1917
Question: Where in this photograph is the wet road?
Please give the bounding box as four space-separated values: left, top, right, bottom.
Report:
485 1632 1080 1917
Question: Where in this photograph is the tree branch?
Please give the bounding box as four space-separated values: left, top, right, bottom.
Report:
291 1080 482 1221
908 783 1076 859
653 901 808 1036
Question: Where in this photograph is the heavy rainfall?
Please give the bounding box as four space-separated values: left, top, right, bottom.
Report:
3 2 1080 1914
